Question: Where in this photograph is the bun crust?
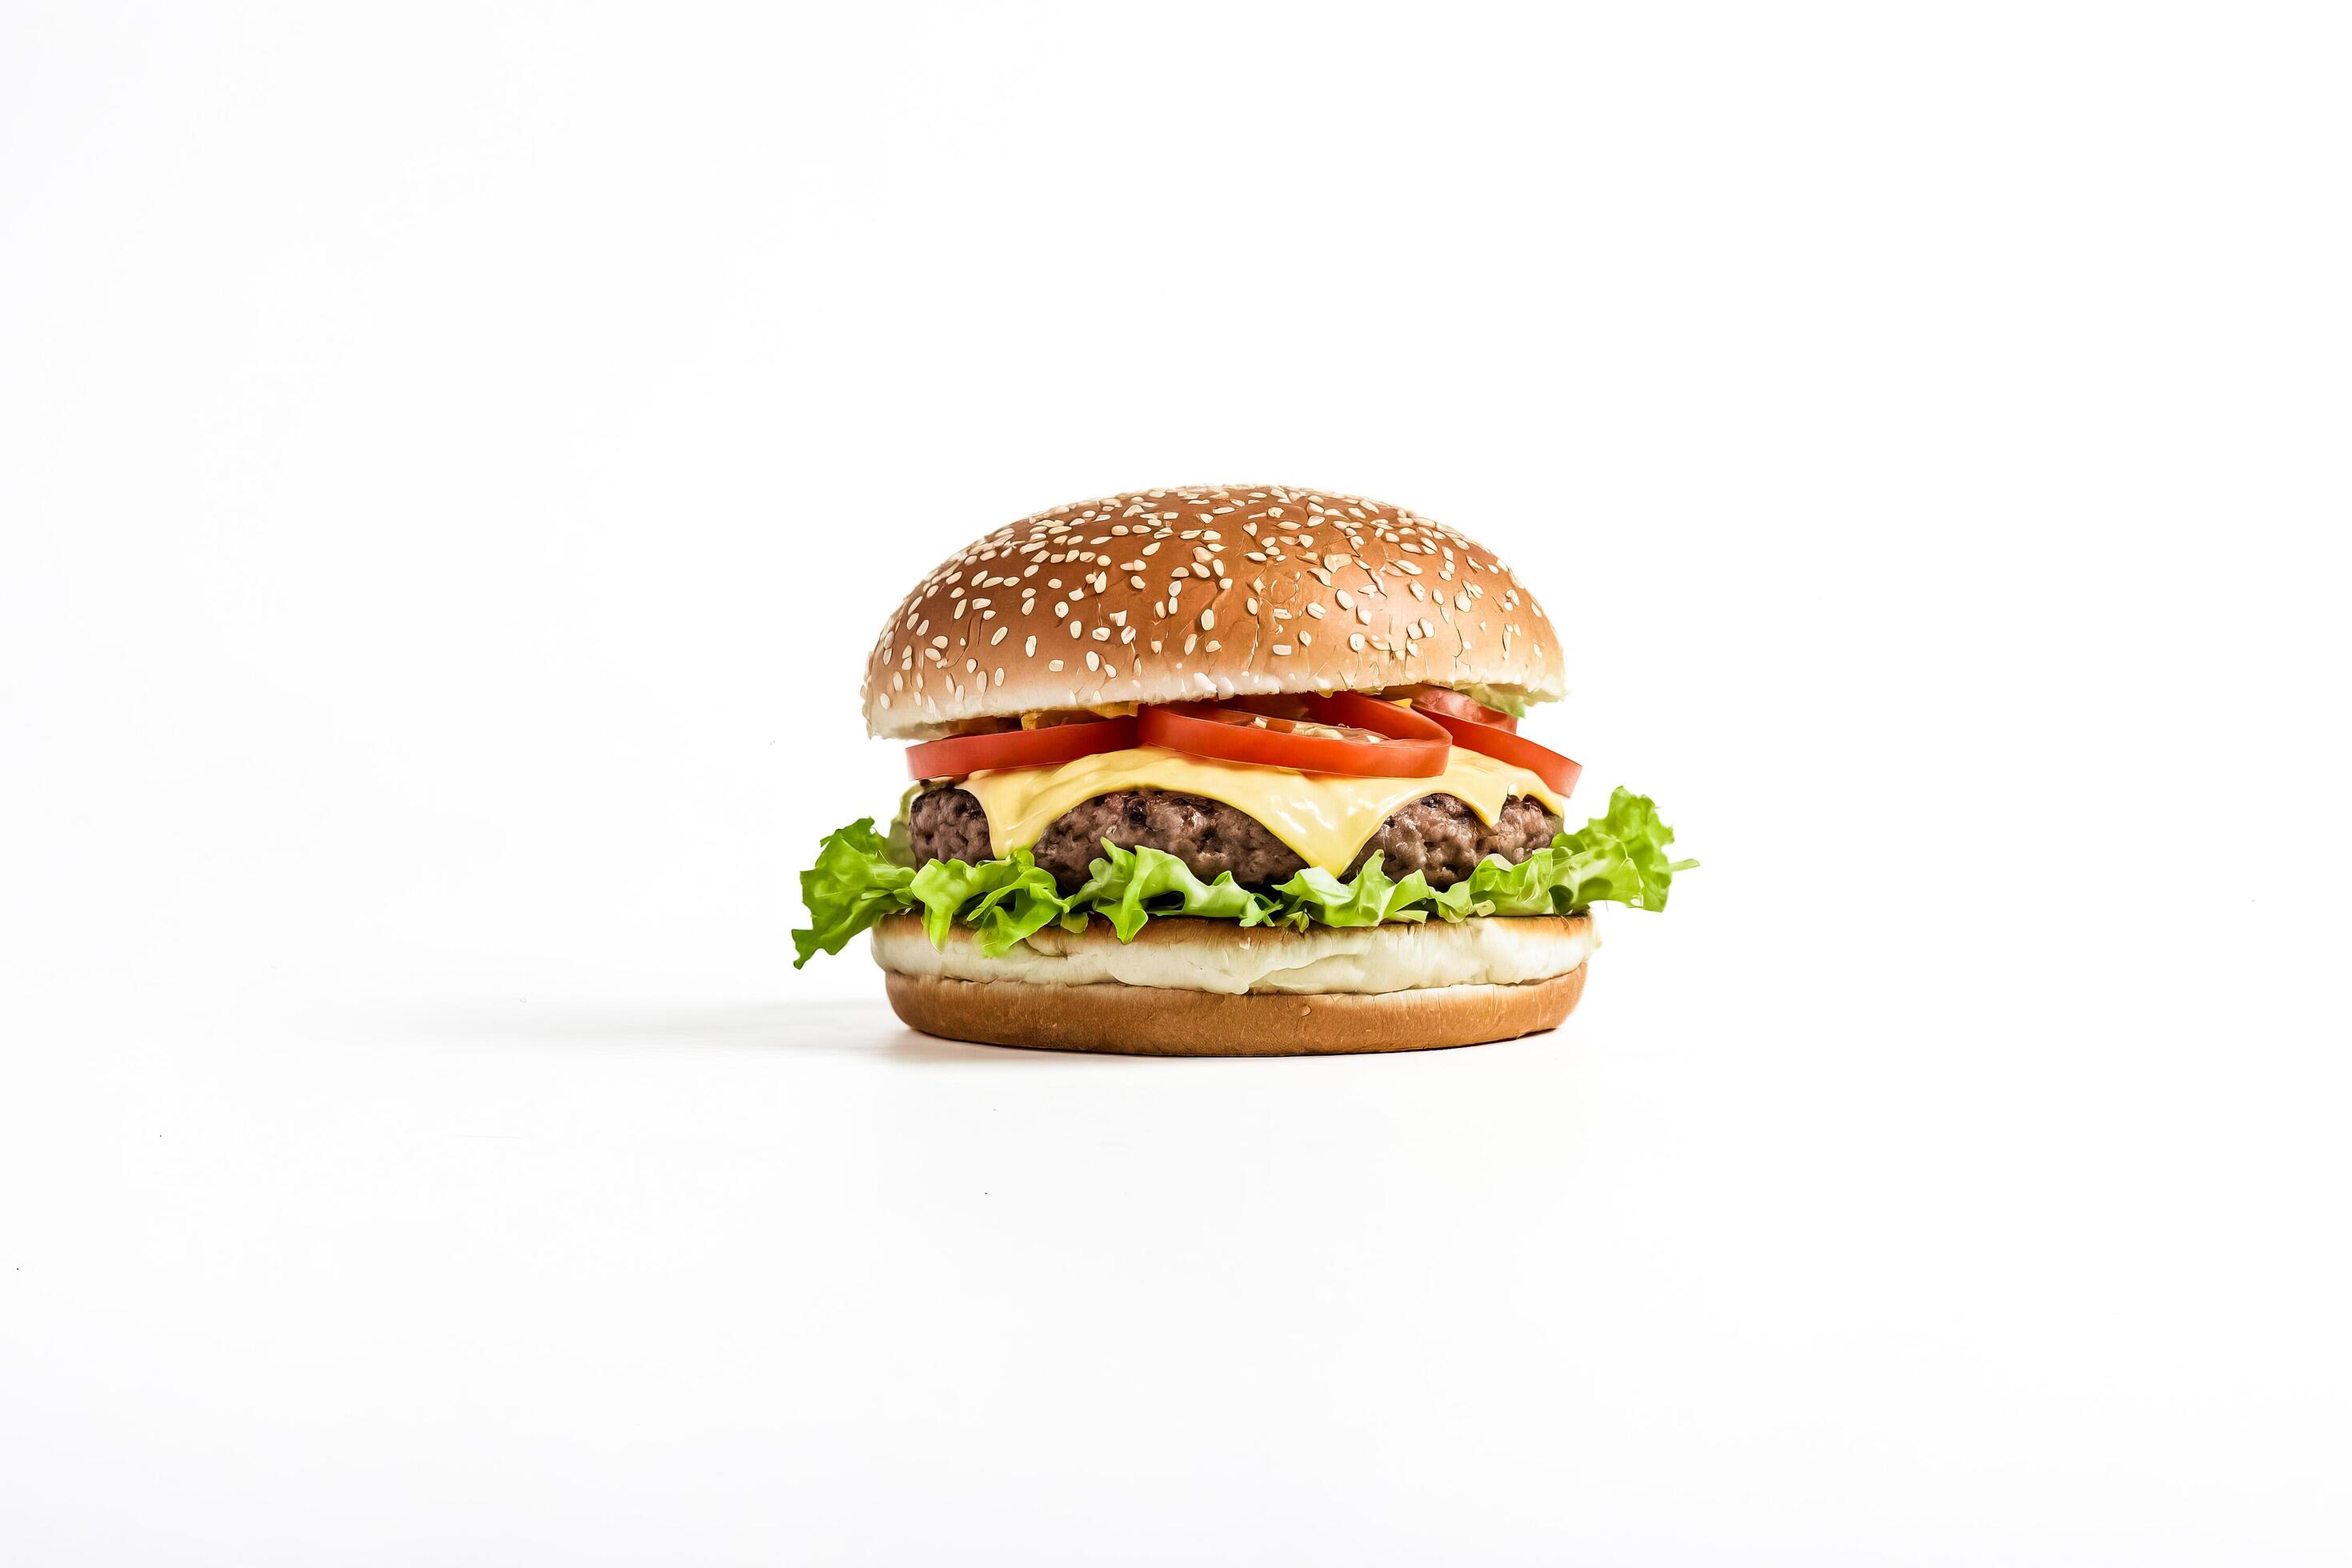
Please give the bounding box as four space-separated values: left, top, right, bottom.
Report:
862 485 1564 738
882 964 1590 1056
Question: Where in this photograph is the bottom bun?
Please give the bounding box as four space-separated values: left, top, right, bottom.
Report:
882 962 1589 1057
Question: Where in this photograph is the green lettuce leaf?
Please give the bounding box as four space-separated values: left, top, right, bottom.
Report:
1269 854 1441 929
1068 841 1278 940
788 788 1691 964
1551 786 1689 912
881 782 922 868
908 850 1069 956
790 818 917 967
1454 682 1533 719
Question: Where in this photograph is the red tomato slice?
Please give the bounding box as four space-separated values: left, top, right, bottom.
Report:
1138 692 1450 778
904 717 1138 779
1411 707 1582 797
1397 684 1519 733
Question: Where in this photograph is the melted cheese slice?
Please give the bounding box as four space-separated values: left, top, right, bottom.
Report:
958 746 1570 874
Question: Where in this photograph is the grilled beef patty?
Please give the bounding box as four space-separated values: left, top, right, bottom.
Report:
907 786 1560 892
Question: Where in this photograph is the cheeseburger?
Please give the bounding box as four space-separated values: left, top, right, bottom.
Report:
794 486 1690 1056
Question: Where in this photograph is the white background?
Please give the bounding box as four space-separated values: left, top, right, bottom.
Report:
4 3 2347 1562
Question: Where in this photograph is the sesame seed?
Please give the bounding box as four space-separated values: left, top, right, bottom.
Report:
1349 633 1366 651
1199 609 1215 630
1024 635 1037 655
1048 658 1065 672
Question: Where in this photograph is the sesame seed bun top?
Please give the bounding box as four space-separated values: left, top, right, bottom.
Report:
861 485 1565 739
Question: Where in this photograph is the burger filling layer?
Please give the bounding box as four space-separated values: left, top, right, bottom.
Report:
918 742 1570 881
912 786 1559 893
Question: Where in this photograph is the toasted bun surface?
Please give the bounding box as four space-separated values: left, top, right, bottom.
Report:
870 912 1595 1056
862 486 1564 739
882 968 1587 1056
